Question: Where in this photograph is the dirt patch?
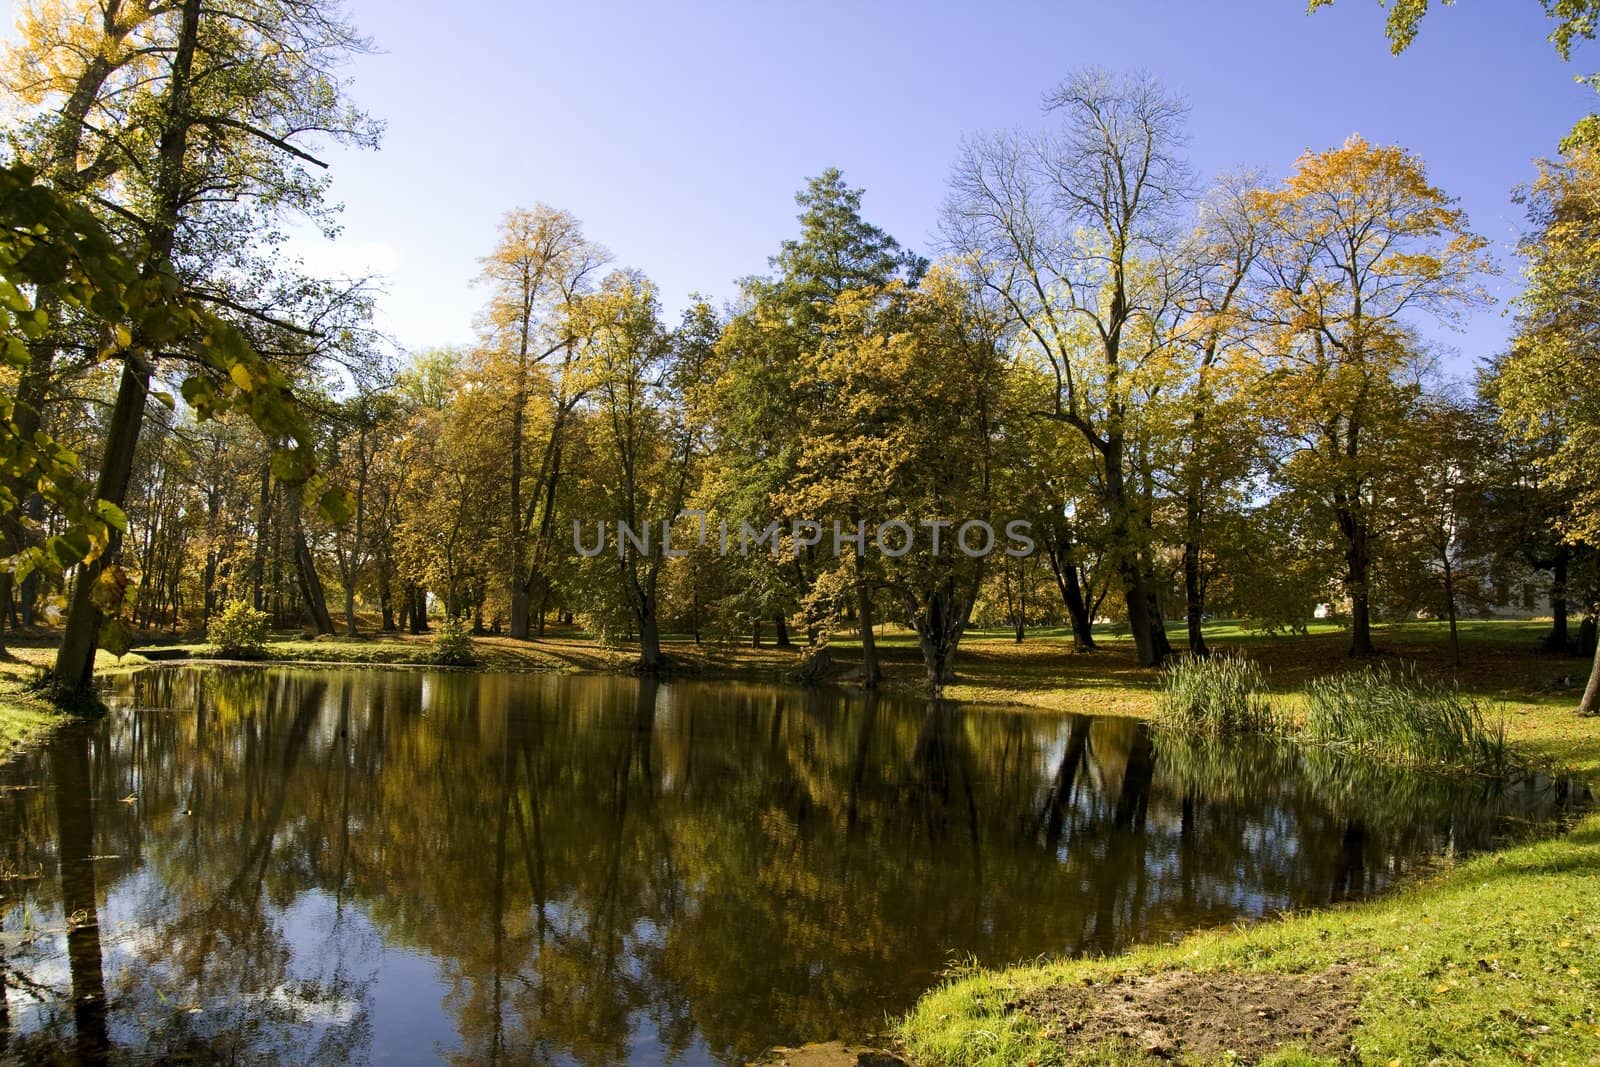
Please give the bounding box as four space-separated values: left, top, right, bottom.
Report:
752 1042 909 1067
1013 965 1359 1063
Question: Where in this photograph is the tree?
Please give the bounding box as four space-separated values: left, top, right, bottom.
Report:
1171 175 1269 656
0 165 146 659
780 268 1017 689
4 0 379 700
391 350 502 627
710 169 921 669
1251 135 1490 656
569 273 710 671
0 0 172 632
475 206 609 639
945 68 1193 667
1392 395 1498 667
1500 147 1600 713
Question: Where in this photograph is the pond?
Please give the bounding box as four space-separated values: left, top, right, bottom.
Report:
0 666 1586 1064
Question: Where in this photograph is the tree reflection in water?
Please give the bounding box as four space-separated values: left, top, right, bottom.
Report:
0 667 1585 1065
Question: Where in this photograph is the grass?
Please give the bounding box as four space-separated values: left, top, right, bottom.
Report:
899 809 1600 1065
0 667 60 754
0 645 153 758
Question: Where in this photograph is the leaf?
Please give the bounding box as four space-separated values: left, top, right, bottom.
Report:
90 565 132 612
316 484 354 525
98 617 134 659
94 499 128 531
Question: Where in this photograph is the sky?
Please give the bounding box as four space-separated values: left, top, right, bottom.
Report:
4 0 1594 373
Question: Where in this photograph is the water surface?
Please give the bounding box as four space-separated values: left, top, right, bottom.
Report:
0 666 1583 1064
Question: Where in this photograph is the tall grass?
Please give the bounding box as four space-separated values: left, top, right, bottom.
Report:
1300 662 1507 773
1156 652 1277 735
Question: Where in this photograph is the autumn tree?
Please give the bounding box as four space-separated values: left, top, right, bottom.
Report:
569 274 713 671
1390 394 1499 666
475 206 608 639
1170 175 1269 655
1251 136 1490 656
1500 147 1600 713
710 169 921 661
0 0 380 699
786 268 1018 689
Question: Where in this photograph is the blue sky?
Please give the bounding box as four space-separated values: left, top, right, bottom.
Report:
6 0 1594 371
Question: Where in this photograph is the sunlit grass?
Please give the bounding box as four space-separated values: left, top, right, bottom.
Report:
0 658 61 756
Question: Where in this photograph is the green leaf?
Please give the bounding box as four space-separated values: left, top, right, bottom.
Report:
98 617 134 659
94 499 128 532
317 484 355 524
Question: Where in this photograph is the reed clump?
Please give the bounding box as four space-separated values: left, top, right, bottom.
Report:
1156 652 1278 735
1299 662 1507 773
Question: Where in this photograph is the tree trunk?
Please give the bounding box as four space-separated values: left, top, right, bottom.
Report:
1546 548 1571 652
1443 553 1460 669
856 577 882 689
509 581 531 641
773 613 793 649
1579 632 1600 716
53 0 203 703
291 495 334 636
289 489 332 639
1105 441 1160 667
1046 525 1097 651
408 586 428 633
0 574 11 660
52 357 151 702
378 574 396 632
909 583 976 694
1344 515 1376 656
252 462 273 610
636 609 663 672
1146 587 1174 663
344 587 358 638
1182 534 1208 657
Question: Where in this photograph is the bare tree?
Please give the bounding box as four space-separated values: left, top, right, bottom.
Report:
944 68 1193 667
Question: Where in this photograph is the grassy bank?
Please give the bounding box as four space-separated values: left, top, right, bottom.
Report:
0 668 61 754
895 622 1600 1066
0 647 158 757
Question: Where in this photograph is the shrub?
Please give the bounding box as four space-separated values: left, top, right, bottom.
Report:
1156 652 1277 735
207 600 270 660
429 613 477 667
1300 662 1507 773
